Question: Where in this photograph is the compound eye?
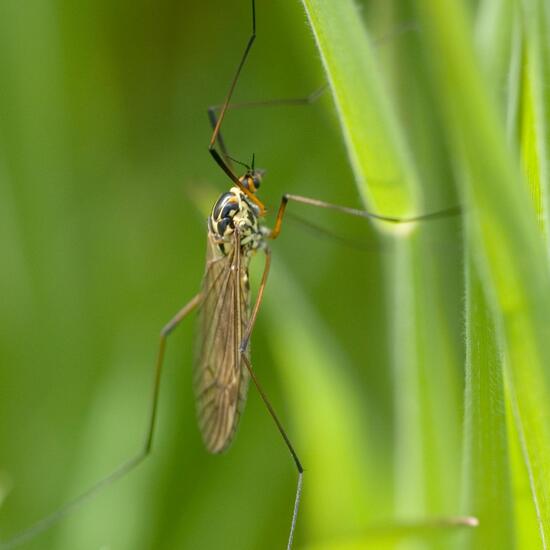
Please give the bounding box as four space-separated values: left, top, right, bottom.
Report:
253 174 261 189
238 175 251 190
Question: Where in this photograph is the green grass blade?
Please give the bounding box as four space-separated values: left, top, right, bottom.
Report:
300 0 420 219
461 3 517 548
507 391 546 549
462 260 514 549
415 0 550 543
518 0 550 237
300 0 465 539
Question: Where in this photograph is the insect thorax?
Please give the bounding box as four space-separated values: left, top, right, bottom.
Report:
208 186 266 256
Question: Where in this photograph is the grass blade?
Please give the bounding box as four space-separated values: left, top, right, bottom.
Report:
415 0 550 543
300 0 465 539
462 259 514 549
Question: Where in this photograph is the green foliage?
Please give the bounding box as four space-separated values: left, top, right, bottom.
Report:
0 0 548 549
301 0 550 548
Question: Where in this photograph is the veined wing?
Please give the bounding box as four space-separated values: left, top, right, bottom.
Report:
194 230 251 454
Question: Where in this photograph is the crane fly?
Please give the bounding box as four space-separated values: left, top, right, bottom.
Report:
0 1 461 548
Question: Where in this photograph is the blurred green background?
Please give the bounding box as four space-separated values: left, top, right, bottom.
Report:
0 0 475 549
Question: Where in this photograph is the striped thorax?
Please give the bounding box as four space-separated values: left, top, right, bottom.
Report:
208 172 268 258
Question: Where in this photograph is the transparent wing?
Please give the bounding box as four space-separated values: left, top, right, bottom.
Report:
194 231 251 453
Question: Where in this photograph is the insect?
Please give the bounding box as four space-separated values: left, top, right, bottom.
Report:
0 1 460 548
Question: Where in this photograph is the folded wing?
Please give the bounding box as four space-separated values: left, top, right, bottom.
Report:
194 231 251 453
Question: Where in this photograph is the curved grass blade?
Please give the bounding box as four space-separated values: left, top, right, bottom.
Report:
462 260 514 550
300 0 465 531
300 0 421 221
415 0 550 543
517 0 550 241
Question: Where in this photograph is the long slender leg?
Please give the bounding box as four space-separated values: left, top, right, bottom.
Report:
208 0 256 160
207 0 265 215
206 17 422 165
208 86 327 166
240 248 271 353
207 10 419 198
238 248 303 550
205 20 421 169
241 354 303 550
269 193 462 239
0 294 203 550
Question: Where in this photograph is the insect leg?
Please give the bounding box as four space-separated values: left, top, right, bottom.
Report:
206 18 421 167
144 292 204 452
208 0 257 191
207 12 418 177
239 249 303 550
241 353 303 550
206 15 422 161
269 193 462 239
0 293 203 550
207 85 327 166
240 248 271 354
